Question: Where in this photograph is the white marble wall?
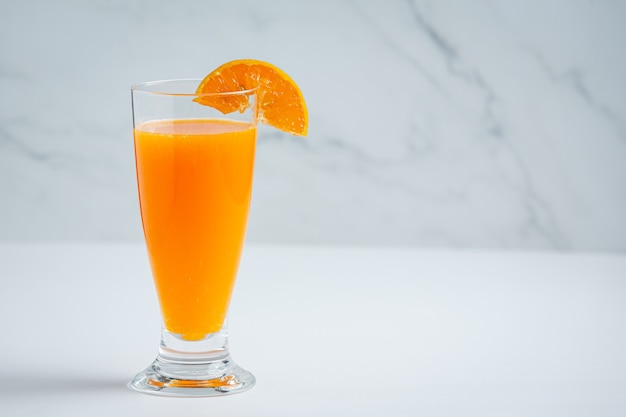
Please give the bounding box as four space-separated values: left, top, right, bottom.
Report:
1 0 625 250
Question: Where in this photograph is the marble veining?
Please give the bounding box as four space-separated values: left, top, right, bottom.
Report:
1 0 625 250
531 51 626 143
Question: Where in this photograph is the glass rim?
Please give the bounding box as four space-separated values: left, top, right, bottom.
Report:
131 79 258 97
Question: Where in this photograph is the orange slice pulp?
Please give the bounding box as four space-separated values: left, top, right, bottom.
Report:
194 59 308 136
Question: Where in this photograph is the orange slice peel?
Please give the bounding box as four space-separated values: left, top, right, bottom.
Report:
195 59 308 136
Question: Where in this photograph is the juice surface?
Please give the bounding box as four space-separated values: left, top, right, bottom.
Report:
134 119 256 340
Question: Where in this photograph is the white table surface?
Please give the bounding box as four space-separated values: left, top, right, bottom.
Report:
0 243 625 416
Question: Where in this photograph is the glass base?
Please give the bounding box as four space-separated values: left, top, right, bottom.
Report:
129 357 255 397
129 327 255 397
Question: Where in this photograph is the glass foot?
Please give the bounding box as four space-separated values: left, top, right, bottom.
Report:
129 356 255 397
129 327 255 397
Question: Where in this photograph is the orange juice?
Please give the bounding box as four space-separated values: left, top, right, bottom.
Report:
134 119 256 341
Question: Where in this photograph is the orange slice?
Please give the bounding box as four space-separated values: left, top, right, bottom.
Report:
194 59 308 136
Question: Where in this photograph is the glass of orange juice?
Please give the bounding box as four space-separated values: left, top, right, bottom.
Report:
128 79 257 396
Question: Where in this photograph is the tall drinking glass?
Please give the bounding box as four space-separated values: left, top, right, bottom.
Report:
129 80 257 396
